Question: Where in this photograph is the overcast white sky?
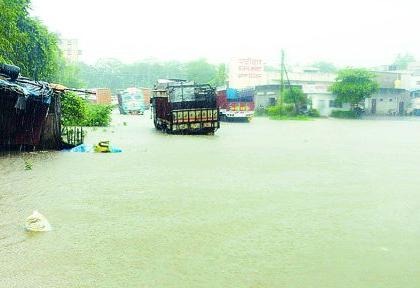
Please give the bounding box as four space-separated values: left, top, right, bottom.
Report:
31 0 419 67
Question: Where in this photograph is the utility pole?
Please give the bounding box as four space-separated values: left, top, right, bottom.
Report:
279 49 285 107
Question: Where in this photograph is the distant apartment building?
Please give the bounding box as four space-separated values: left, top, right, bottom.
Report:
60 39 82 63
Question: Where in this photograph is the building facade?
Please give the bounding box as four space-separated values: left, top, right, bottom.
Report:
371 67 420 91
270 68 340 116
365 88 412 115
228 58 265 89
369 69 418 115
60 39 82 63
238 63 341 116
254 84 279 108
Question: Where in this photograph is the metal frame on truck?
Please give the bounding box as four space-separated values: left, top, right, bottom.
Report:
151 81 220 134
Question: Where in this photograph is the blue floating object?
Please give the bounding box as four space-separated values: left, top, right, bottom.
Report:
69 144 92 153
110 148 123 153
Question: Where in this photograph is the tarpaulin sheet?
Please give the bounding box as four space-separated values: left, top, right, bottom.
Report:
226 88 237 100
227 88 254 102
0 79 53 110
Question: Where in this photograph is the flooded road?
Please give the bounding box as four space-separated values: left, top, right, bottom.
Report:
1 113 420 288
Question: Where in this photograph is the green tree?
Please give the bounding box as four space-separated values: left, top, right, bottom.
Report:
312 61 337 73
185 58 216 84
283 87 308 113
0 0 62 81
78 58 222 91
0 0 30 63
209 64 227 87
329 68 379 110
56 61 85 88
393 53 415 70
16 17 62 81
60 92 87 126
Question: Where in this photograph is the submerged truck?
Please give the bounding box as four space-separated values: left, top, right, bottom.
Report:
217 88 255 122
151 80 220 134
117 87 146 115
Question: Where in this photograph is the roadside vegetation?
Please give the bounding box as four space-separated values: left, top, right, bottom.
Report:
265 87 320 120
84 104 113 127
61 92 112 127
329 68 379 118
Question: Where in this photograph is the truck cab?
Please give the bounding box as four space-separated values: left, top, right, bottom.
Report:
217 88 255 122
117 87 146 115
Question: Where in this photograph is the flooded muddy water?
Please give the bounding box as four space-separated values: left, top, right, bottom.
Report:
1 113 420 287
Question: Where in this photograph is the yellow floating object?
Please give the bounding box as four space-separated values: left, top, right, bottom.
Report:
94 141 111 153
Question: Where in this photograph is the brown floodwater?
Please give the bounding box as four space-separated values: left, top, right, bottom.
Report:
1 113 420 287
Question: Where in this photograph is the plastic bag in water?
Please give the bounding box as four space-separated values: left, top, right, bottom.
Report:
25 211 52 232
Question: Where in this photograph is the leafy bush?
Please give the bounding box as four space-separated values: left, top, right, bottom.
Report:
61 92 87 126
330 110 359 119
283 87 308 113
84 103 113 127
308 108 320 117
267 104 296 117
61 92 113 127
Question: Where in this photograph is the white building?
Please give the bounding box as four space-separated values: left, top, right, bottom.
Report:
365 69 420 115
228 58 266 88
407 62 420 72
370 65 420 91
399 73 420 91
302 82 350 116
59 39 82 63
287 69 341 115
229 58 354 116
266 67 343 116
